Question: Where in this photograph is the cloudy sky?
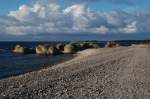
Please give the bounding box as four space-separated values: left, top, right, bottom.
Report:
0 0 150 41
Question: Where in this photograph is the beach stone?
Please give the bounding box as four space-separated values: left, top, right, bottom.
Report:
63 44 76 54
13 45 35 54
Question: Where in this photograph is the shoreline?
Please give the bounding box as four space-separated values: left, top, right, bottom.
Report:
0 46 150 98
0 48 98 80
0 50 83 81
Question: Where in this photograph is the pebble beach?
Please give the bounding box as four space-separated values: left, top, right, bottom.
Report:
0 45 150 99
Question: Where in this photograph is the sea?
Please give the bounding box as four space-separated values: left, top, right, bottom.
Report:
0 41 72 79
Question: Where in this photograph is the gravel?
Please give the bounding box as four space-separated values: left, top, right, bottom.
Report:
0 46 150 99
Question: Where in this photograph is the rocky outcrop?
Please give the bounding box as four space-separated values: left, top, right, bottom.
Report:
90 43 100 48
36 45 59 55
77 42 100 50
105 41 120 48
78 43 90 50
36 45 49 55
48 46 60 55
115 43 120 47
63 44 76 54
13 45 35 54
56 43 65 51
88 42 100 49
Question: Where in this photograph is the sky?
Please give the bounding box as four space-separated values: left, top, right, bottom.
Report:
0 0 150 41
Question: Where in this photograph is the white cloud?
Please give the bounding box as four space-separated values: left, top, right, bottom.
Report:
95 26 109 34
0 1 149 38
34 0 140 5
9 5 32 21
64 4 90 31
63 4 88 17
120 21 137 33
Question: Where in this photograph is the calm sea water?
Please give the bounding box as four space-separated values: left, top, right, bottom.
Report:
0 42 72 79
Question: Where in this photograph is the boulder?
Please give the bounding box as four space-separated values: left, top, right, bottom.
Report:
105 41 119 48
79 42 100 49
105 41 112 48
77 43 90 50
13 45 34 54
36 45 60 55
36 45 49 55
115 43 120 47
72 43 89 51
63 44 76 54
79 43 88 49
47 46 60 55
79 43 85 48
56 43 65 51
71 43 82 51
90 43 100 48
